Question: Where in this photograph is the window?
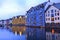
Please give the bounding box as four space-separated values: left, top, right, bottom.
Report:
48 11 50 13
57 13 59 16
48 18 50 20
48 14 50 16
51 14 54 17
55 17 57 20
58 17 59 20
55 10 56 12
51 10 53 13
51 18 54 21
55 13 59 16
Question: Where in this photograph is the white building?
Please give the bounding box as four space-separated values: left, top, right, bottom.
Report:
45 3 60 23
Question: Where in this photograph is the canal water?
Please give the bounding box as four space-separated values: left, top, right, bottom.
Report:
0 27 46 40
0 29 26 40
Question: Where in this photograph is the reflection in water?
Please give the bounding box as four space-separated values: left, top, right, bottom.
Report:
26 27 46 40
15 31 17 36
19 32 22 36
0 29 26 40
0 27 45 40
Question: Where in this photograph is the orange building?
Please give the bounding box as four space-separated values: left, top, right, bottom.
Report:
12 15 26 35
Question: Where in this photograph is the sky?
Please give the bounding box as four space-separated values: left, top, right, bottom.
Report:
0 0 60 20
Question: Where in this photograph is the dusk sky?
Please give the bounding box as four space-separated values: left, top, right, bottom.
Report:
0 0 60 20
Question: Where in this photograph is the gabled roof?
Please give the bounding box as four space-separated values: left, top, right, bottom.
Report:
53 3 60 10
35 2 47 9
45 5 52 12
45 3 60 13
26 2 47 14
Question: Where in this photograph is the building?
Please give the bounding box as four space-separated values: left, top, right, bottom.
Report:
26 2 47 40
6 18 12 29
45 3 60 23
45 2 60 40
26 2 47 27
45 3 60 32
0 20 4 28
12 15 26 35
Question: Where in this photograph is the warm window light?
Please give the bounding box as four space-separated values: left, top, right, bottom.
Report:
19 32 22 36
52 29 54 34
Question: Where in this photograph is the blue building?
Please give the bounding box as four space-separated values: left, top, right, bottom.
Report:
26 2 47 40
26 2 47 27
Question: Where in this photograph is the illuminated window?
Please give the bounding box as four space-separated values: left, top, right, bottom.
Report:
51 29 54 34
51 18 54 21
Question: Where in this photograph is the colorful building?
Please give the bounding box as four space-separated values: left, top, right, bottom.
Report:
26 2 47 40
45 3 60 32
45 2 60 40
45 3 60 23
12 15 26 35
26 3 47 27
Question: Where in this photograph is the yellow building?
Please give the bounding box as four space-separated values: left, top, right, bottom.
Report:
12 15 26 35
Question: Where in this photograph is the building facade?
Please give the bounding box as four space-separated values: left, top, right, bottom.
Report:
45 3 60 23
12 15 26 35
45 2 60 40
26 2 47 40
26 2 47 27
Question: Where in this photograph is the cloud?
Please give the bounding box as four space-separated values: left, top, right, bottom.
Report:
0 0 25 19
0 0 48 19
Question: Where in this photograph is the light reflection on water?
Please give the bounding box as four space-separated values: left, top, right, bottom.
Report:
26 27 46 40
0 28 26 40
0 27 46 40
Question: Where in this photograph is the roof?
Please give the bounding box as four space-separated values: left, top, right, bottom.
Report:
53 3 60 10
45 5 51 12
26 2 47 14
34 2 47 10
45 3 60 13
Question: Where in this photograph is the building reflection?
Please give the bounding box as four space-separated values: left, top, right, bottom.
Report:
12 15 26 35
